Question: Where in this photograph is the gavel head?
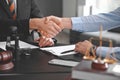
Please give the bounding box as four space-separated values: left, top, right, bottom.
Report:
0 51 14 70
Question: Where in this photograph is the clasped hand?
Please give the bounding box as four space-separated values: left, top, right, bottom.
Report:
30 16 63 47
30 16 63 38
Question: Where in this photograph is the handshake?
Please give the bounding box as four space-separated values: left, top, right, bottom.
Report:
29 16 72 38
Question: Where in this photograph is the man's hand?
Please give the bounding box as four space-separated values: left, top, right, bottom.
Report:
35 36 54 47
29 16 72 38
74 40 93 55
29 17 62 38
47 16 64 29
47 15 72 29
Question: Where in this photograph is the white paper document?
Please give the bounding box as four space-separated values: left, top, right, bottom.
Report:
112 65 120 73
41 45 77 56
0 40 38 50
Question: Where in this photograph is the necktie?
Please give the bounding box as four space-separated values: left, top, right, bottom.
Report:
8 0 16 20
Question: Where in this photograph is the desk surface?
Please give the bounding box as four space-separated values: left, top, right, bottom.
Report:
0 48 82 80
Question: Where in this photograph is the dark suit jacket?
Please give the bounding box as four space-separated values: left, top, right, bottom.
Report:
0 0 43 41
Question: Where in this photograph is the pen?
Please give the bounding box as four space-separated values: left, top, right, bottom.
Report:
61 50 74 54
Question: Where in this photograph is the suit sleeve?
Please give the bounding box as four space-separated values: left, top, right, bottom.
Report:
0 19 29 36
30 0 43 18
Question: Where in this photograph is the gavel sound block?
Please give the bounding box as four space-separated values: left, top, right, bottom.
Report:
91 59 108 71
0 51 14 70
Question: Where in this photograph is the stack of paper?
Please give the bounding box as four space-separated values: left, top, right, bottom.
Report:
41 45 76 56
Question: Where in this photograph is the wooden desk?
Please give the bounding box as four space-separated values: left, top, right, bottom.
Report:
0 48 82 80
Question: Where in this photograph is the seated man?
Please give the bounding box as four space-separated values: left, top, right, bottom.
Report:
74 40 120 60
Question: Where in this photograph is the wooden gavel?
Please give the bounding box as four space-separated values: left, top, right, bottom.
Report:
0 51 14 70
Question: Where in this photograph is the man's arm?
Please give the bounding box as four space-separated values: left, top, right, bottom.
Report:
30 0 43 18
48 7 120 34
71 7 120 32
74 40 120 60
0 19 29 35
96 47 120 60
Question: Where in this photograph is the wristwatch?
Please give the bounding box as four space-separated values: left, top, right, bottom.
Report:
90 45 97 56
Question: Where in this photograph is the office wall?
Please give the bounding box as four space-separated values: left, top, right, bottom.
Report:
63 0 77 17
35 0 62 17
95 0 120 13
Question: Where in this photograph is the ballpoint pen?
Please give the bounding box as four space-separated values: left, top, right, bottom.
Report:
61 50 74 54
